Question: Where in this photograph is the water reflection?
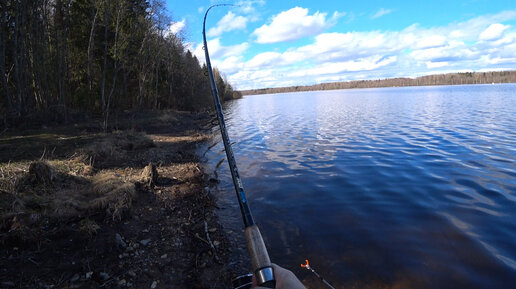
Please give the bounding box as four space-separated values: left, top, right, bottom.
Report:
204 84 516 288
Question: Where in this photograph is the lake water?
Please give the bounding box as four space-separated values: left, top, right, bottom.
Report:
202 84 516 289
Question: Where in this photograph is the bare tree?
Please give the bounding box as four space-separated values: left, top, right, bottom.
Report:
0 1 11 114
100 0 109 116
103 0 122 131
87 0 98 95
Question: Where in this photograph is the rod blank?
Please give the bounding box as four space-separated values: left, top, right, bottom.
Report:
202 5 275 288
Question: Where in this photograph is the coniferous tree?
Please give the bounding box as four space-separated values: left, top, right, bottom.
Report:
0 0 240 127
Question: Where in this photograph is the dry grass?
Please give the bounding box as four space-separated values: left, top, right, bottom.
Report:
90 172 136 220
0 160 137 239
0 122 206 244
157 110 179 123
79 218 101 236
80 130 154 167
0 162 25 194
14 161 55 195
88 130 154 156
0 129 149 235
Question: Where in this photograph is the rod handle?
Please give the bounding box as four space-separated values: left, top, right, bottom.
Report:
245 225 276 288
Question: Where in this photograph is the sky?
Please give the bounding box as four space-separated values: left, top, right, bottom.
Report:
165 0 516 90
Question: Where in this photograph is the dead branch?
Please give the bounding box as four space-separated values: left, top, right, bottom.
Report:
204 221 220 263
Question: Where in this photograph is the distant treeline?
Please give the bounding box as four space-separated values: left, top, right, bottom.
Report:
0 0 240 128
241 71 516 96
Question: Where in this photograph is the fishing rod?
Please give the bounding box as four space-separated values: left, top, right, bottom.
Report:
301 259 336 289
203 4 276 288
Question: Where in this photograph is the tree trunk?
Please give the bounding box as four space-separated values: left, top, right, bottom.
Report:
40 0 50 110
30 1 43 111
138 72 146 107
122 69 128 106
54 0 63 113
87 0 97 95
61 0 71 122
0 2 12 113
154 65 158 109
137 28 149 108
100 3 109 114
104 3 121 132
12 1 22 115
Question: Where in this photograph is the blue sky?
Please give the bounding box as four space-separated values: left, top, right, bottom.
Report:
166 0 516 90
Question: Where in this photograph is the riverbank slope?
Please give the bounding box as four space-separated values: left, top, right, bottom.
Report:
0 111 233 289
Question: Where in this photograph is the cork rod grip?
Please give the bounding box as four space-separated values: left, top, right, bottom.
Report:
245 225 275 287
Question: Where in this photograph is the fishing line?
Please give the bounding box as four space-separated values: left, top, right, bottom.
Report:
301 259 336 289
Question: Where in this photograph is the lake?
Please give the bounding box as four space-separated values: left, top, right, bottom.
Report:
202 84 516 289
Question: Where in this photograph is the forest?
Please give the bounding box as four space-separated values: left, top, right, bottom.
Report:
241 70 516 96
0 2 242 286
0 0 240 129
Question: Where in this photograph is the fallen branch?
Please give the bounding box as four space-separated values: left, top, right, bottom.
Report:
194 233 210 245
204 221 220 263
40 146 47 160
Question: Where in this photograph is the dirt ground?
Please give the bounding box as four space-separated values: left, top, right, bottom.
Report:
0 110 235 289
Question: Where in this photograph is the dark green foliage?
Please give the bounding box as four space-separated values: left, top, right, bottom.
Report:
0 0 238 126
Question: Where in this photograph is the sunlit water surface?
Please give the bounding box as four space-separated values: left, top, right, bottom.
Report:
201 84 516 289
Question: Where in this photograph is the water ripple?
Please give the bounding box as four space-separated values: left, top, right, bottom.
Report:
206 84 516 289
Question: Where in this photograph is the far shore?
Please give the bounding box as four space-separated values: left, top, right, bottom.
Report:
240 70 516 96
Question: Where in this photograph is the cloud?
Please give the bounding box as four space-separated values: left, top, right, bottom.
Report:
426 61 449 68
235 0 266 15
217 56 245 75
410 40 476 62
415 35 447 49
207 11 248 37
198 6 205 14
479 23 510 41
168 19 186 35
288 55 398 77
200 10 516 90
448 11 516 41
280 31 404 65
371 8 393 19
252 7 343 43
193 38 249 64
246 52 283 68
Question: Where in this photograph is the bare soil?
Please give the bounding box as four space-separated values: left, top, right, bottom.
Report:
0 111 234 289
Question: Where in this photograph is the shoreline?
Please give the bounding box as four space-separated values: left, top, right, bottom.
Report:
240 70 516 96
0 110 234 289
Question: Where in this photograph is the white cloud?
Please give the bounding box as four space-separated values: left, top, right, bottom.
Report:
168 19 186 35
314 75 349 84
200 10 516 90
198 6 205 14
415 35 447 49
451 11 516 41
217 56 245 75
288 55 397 77
193 38 249 64
371 8 393 19
246 52 283 68
426 61 449 68
410 40 476 63
283 31 403 64
252 7 342 43
480 54 516 65
207 11 248 37
235 0 266 15
479 23 510 41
